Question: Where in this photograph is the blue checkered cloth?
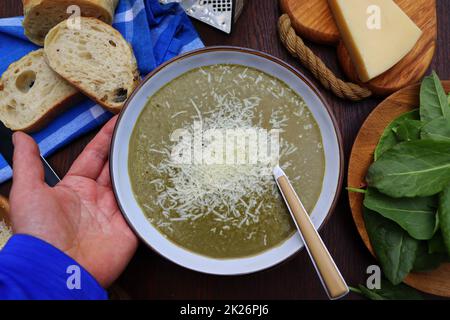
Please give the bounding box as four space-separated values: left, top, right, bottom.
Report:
0 0 203 183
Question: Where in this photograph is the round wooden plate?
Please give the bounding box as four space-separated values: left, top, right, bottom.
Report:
348 81 450 297
280 0 437 96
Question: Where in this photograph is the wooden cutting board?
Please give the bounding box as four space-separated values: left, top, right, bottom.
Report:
280 0 437 96
348 81 450 298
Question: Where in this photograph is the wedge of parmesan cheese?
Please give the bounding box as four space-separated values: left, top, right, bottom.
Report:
328 0 422 82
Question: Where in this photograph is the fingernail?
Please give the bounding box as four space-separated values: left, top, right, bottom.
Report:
12 133 17 145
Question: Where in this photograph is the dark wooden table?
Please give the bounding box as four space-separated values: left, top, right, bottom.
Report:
1 0 449 300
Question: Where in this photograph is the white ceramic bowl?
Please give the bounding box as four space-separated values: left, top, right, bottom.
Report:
110 47 343 275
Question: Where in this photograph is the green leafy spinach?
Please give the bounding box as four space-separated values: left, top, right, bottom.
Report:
363 208 419 285
374 110 419 160
438 184 450 255
421 117 450 142
350 279 423 300
367 140 450 198
412 241 447 272
393 119 422 142
360 72 450 289
420 71 449 122
363 188 438 240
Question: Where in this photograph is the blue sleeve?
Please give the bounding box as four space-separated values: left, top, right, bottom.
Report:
0 234 108 300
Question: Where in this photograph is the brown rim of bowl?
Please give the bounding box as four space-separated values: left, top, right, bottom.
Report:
109 46 344 274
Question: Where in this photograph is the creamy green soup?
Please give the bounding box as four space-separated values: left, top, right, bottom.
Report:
129 64 325 258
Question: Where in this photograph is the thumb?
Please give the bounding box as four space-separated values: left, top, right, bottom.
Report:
11 132 45 191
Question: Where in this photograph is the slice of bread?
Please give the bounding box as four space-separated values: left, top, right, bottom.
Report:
0 195 10 225
0 49 81 132
44 17 140 113
23 0 119 46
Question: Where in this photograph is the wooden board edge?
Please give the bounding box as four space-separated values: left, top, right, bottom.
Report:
279 0 340 45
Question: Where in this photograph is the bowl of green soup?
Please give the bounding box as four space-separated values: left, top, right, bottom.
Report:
110 47 343 275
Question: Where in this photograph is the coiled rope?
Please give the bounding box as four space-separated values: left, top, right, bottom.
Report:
278 14 372 101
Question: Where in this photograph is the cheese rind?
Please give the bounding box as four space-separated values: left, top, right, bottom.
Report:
328 0 422 82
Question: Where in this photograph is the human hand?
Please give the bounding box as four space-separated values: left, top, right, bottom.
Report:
9 116 138 288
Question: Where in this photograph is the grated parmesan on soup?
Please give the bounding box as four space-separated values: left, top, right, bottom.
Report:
128 65 325 258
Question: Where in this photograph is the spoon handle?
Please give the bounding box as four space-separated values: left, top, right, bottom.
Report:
274 167 349 300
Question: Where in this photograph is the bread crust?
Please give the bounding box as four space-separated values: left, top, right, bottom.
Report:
81 69 140 114
44 17 140 113
23 0 119 46
18 91 84 132
0 195 10 226
0 49 81 133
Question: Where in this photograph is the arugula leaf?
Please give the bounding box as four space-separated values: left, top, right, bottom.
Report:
363 208 419 285
421 117 450 142
393 119 422 142
364 188 437 240
351 280 423 300
367 140 450 198
438 184 450 255
412 241 446 272
420 71 449 122
374 110 419 160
